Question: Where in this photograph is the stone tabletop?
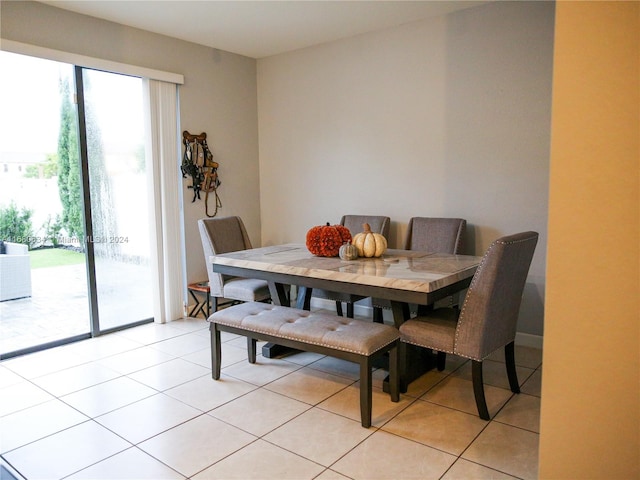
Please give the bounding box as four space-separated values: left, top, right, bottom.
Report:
211 243 481 294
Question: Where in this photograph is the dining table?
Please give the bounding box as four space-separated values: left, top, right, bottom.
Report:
210 243 482 391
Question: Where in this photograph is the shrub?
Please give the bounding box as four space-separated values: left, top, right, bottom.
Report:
43 214 64 247
0 201 35 249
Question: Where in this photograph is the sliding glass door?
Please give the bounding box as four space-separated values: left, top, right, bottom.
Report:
0 52 154 358
78 68 153 331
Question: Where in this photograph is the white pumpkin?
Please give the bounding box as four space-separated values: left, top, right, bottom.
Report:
339 241 359 260
352 223 387 258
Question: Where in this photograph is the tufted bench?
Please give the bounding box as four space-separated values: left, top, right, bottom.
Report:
208 301 400 428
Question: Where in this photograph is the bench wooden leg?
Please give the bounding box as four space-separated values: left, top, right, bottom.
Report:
248 337 257 363
359 357 373 428
210 324 221 380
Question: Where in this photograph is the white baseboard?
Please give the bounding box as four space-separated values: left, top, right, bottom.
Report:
310 297 543 349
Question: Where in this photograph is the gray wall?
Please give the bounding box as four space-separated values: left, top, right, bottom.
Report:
1 0 553 336
257 1 553 335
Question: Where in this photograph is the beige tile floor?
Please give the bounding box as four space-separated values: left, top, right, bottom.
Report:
0 313 542 480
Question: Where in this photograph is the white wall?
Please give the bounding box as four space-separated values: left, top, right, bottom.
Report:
0 0 261 289
257 1 553 335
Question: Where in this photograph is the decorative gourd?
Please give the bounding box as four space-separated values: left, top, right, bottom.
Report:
352 223 387 258
339 241 358 261
306 222 352 257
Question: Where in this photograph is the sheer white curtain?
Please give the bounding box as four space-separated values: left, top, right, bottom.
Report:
144 79 184 323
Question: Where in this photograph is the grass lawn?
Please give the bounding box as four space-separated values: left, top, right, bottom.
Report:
30 248 85 269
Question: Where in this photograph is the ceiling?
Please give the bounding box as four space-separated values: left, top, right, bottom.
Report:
40 1 489 59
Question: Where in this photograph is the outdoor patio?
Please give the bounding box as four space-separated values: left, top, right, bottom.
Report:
0 260 154 356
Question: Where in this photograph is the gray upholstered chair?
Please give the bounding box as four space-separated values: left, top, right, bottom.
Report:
398 231 538 420
311 215 390 318
198 216 273 313
403 216 466 253
372 217 467 322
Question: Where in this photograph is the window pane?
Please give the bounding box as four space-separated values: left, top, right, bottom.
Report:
0 51 90 355
82 69 154 329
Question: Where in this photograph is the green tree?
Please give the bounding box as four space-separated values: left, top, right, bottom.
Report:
57 77 84 239
57 79 71 222
24 164 40 178
83 75 118 259
23 154 58 179
43 213 63 247
0 202 34 249
42 154 58 179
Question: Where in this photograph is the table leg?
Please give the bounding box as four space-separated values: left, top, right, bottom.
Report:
390 301 410 328
383 301 436 393
295 286 312 310
263 282 299 358
268 282 290 306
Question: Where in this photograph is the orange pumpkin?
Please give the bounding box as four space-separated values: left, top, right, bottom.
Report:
306 222 352 257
